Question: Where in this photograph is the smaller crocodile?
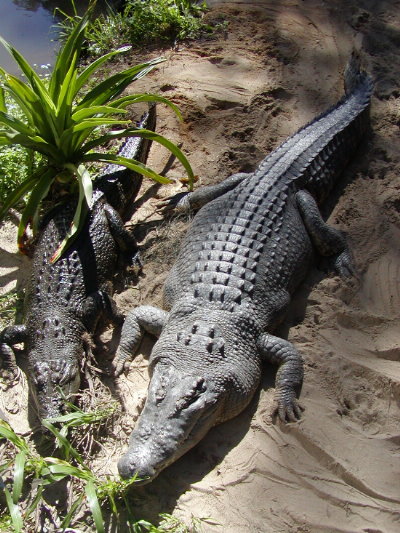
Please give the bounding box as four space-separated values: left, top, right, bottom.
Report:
0 108 155 420
114 56 373 484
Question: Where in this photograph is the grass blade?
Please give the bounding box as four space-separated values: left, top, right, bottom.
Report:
49 196 88 264
0 171 40 222
75 163 93 209
47 405 113 427
71 105 128 122
42 420 85 464
0 111 36 136
0 130 61 161
81 153 172 184
81 128 194 188
0 35 53 112
46 411 88 425
49 164 92 263
72 118 130 132
49 14 88 101
60 492 85 530
12 451 26 504
0 67 58 136
0 41 59 146
0 69 56 140
76 58 165 109
133 130 195 189
56 49 78 110
0 420 29 452
0 70 35 125
0 87 6 112
17 167 58 249
85 480 105 533
4 487 23 533
74 45 132 95
46 460 92 482
24 484 44 519
111 94 183 120
55 50 79 133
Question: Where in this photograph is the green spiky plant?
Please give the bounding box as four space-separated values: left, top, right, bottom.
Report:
0 11 194 262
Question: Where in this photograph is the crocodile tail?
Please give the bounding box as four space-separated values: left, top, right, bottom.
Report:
94 105 157 216
297 56 374 201
344 51 374 97
116 105 157 161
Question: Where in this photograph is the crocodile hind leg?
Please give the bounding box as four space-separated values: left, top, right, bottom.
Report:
0 325 27 376
296 190 354 278
257 333 304 422
113 306 169 376
159 172 251 213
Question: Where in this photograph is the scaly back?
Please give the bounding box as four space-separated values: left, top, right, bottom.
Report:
165 56 373 310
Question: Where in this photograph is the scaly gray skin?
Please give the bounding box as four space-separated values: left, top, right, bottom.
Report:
0 108 156 420
115 56 373 483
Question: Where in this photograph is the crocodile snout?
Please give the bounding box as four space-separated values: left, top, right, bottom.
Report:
118 453 156 484
117 365 222 483
29 356 80 420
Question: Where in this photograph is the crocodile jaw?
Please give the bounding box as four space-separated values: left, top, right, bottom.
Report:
118 364 220 483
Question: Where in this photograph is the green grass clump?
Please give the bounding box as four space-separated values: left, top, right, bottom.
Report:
0 145 34 207
56 1 214 56
0 410 137 532
0 412 212 532
0 96 44 209
124 0 210 46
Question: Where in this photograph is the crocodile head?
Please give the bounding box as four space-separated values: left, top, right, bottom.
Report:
118 361 222 483
118 310 261 483
27 314 83 420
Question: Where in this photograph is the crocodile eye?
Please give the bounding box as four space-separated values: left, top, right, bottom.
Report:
33 372 47 390
59 364 78 386
174 378 207 413
32 362 48 388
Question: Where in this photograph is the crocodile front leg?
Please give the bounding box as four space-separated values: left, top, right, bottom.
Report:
296 189 354 277
0 325 27 371
159 172 251 213
258 333 304 422
114 305 169 376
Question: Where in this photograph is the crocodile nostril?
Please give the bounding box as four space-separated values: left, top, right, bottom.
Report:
117 454 156 483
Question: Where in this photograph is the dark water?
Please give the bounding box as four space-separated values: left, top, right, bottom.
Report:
0 0 112 77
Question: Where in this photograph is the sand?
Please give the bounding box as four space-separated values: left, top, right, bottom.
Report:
1 1 400 531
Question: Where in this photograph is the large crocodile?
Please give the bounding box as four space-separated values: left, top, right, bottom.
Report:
0 108 156 420
115 56 373 483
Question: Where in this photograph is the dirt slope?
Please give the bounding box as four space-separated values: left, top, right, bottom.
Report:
1 1 400 531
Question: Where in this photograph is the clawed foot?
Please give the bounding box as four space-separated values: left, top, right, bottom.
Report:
0 344 20 383
334 250 357 279
156 192 190 214
272 393 304 423
131 251 142 268
112 356 132 378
